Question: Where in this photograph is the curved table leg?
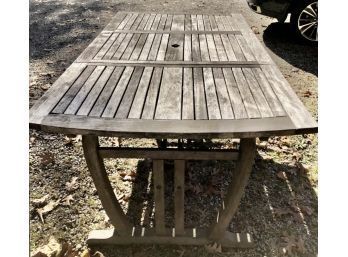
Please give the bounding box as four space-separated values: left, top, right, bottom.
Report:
209 138 256 241
82 135 132 235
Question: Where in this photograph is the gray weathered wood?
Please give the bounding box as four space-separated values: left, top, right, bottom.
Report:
77 66 115 116
128 67 154 118
212 68 234 119
203 68 221 119
39 114 298 139
242 68 273 118
141 67 163 119
52 65 96 114
232 68 260 118
87 228 253 248
65 66 105 115
193 67 208 119
115 67 144 118
209 138 256 240
182 68 194 119
82 135 132 234
153 160 166 235
174 160 185 236
89 66 125 117
102 67 134 118
222 68 248 119
99 147 239 160
155 67 182 119
30 11 318 140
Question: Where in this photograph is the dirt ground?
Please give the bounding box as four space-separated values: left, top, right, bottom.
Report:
29 0 318 256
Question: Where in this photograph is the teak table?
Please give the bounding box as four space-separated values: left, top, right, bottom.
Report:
29 12 318 248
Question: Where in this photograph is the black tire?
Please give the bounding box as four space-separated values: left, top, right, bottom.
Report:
290 0 318 44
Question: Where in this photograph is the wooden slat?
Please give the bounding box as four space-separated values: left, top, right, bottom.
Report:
252 68 286 117
165 15 184 61
139 14 166 60
102 67 134 118
220 16 245 61
215 16 237 61
232 68 260 118
141 67 163 119
229 14 273 64
65 66 105 115
129 13 145 30
212 68 234 119
153 160 166 235
203 15 219 62
39 115 299 139
128 67 154 118
155 68 182 119
77 33 111 61
77 59 261 67
222 68 248 119
30 63 87 120
147 14 168 60
193 68 208 119
115 67 144 118
203 68 221 119
99 147 239 160
182 68 194 120
208 16 228 61
103 12 129 31
174 160 185 236
197 15 210 61
124 13 140 30
242 68 273 118
52 65 96 114
261 65 317 129
77 66 115 116
103 33 127 60
94 33 120 60
107 30 242 34
191 15 201 61
89 67 126 117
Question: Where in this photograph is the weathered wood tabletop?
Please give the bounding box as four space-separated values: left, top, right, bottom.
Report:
29 12 317 139
29 12 317 248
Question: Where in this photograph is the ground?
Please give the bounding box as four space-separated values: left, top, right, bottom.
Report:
29 0 318 256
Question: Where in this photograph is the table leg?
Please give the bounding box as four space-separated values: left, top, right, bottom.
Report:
84 137 256 247
208 138 256 240
82 135 132 235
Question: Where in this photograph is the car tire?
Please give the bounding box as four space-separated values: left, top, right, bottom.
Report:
290 0 318 44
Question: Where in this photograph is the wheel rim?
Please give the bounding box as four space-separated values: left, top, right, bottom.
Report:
298 2 318 41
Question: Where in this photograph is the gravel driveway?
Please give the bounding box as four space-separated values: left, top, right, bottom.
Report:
29 0 318 256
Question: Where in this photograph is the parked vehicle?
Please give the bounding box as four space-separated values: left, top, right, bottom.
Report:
246 0 318 43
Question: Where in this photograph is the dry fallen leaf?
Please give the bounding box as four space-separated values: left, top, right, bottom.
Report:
37 200 60 223
273 208 294 217
40 152 55 166
40 84 51 90
280 234 306 255
80 249 105 257
122 175 135 181
63 195 74 206
31 236 78 257
204 242 222 253
251 26 260 34
301 205 313 216
276 171 287 180
32 194 50 207
66 177 79 192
